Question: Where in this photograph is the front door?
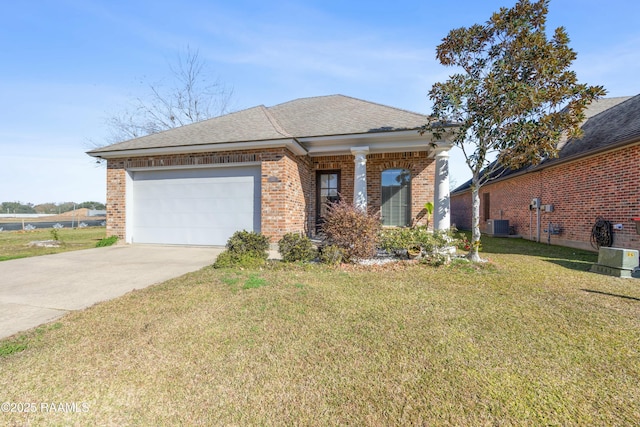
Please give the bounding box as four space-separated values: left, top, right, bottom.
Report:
316 171 340 231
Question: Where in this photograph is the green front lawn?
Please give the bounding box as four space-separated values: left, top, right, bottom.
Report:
1 238 639 425
0 227 106 261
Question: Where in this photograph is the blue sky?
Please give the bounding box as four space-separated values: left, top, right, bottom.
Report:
1 0 639 204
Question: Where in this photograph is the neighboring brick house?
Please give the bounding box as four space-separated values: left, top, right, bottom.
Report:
88 95 456 245
450 94 640 252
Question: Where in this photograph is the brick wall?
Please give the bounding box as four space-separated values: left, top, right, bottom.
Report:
105 162 127 240
105 149 437 244
450 143 640 251
104 147 310 243
451 190 472 230
312 151 435 230
260 149 313 241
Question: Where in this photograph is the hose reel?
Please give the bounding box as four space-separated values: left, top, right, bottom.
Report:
590 217 613 249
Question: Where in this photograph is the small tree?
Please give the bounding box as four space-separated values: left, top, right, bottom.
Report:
422 0 605 261
104 47 234 144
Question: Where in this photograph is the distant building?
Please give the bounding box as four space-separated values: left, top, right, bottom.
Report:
450 95 640 251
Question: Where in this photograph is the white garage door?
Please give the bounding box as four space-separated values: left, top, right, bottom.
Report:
131 166 261 245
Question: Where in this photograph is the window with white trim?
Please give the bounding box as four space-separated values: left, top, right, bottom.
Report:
381 168 411 226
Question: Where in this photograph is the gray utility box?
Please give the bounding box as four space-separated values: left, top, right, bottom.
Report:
590 247 640 278
486 219 509 236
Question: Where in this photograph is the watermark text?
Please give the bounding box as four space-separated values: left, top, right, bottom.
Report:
1 402 89 414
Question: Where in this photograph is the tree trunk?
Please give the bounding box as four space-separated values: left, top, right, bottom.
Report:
467 181 482 262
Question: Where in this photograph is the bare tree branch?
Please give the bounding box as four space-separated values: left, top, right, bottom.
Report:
102 47 234 146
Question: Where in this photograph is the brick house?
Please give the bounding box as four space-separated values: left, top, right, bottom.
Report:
450 94 640 252
88 95 456 245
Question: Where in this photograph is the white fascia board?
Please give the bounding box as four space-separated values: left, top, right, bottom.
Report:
299 130 436 157
88 138 307 159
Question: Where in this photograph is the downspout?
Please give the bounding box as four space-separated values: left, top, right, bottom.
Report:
536 203 541 243
537 170 543 243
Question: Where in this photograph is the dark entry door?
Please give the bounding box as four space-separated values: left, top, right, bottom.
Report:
316 171 340 231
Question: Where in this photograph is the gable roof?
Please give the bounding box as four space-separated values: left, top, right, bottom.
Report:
451 94 640 194
556 95 638 158
88 95 429 156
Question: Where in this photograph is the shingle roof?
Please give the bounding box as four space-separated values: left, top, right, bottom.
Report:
89 95 429 154
556 95 639 158
582 96 632 119
268 95 429 137
451 94 640 194
90 105 291 153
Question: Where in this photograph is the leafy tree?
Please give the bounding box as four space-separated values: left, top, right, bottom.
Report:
104 47 234 144
1 202 36 214
76 201 106 210
422 0 605 261
34 203 58 214
55 202 77 213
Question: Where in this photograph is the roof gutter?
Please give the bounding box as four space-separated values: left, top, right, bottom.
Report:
451 136 640 195
87 138 308 159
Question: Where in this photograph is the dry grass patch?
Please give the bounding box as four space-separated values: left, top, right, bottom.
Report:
1 238 639 425
0 227 106 261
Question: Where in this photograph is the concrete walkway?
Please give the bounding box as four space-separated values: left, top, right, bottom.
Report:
0 245 224 340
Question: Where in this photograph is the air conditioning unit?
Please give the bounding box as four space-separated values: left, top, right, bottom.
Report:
486 219 509 236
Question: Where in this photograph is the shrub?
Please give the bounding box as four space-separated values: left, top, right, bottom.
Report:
96 235 118 247
213 250 266 269
226 230 269 260
50 228 61 242
318 244 343 265
213 230 270 269
321 200 381 262
278 233 316 263
380 227 420 253
379 227 462 258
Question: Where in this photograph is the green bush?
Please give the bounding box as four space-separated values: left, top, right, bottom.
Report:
318 244 343 265
379 226 460 257
96 235 118 247
213 230 270 268
321 200 381 262
213 250 266 269
278 233 316 263
379 227 424 253
226 230 269 259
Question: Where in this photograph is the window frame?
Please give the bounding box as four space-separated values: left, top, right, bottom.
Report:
381 168 411 227
316 170 341 229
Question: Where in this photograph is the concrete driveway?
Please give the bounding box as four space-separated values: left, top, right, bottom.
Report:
0 245 223 340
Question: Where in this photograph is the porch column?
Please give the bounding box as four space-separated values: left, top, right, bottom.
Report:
433 143 453 230
351 147 369 211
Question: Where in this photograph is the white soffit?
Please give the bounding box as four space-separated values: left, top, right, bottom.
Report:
300 130 448 157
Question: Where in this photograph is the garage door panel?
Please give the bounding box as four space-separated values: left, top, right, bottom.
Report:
136 210 257 228
131 166 261 245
